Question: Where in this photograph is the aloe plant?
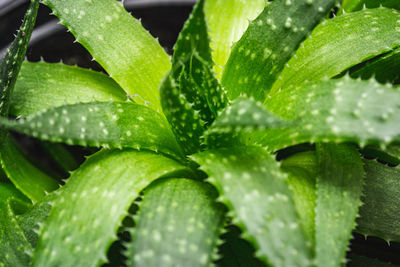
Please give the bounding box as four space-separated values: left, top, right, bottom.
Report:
1 0 400 266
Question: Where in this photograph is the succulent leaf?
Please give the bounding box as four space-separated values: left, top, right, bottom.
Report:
126 178 225 267
193 146 313 267
11 61 126 117
0 134 59 203
32 149 189 267
161 0 227 155
222 0 338 101
0 183 32 267
357 159 400 242
315 143 364 267
271 8 400 93
204 0 267 79
42 0 171 112
341 0 400 12
0 102 184 159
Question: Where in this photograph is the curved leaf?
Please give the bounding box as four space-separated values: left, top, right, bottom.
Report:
0 134 59 203
11 61 126 117
271 8 400 93
32 149 189 267
126 178 225 267
0 102 184 159
0 183 32 267
193 146 312 267
315 143 364 267
42 0 171 111
204 0 267 79
356 159 400 242
341 0 400 12
222 0 338 101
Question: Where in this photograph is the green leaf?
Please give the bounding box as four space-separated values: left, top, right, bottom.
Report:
193 146 312 267
361 144 400 166
271 8 400 93
221 0 338 101
356 159 400 242
42 0 171 112
40 142 80 175
0 183 32 267
204 0 267 79
160 0 227 155
0 134 59 203
125 178 225 267
32 149 189 267
10 61 126 117
0 102 184 159
315 143 364 267
341 0 400 13
258 78 400 151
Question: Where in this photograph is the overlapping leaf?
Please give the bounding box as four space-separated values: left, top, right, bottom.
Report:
0 102 184 159
222 0 338 101
42 0 170 111
125 178 225 267
32 149 189 267
315 143 364 267
271 8 400 93
341 0 400 12
11 61 126 117
193 146 312 267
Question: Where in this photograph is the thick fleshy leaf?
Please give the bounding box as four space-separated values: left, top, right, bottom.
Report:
341 0 400 12
256 78 400 151
0 102 184 159
10 61 126 117
32 149 189 267
40 142 80 175
161 0 227 155
0 134 59 203
204 0 267 79
271 8 400 93
42 0 171 111
361 144 400 166
0 0 39 145
221 0 338 101
315 143 364 267
356 159 400 242
193 146 312 267
0 183 32 267
126 178 225 267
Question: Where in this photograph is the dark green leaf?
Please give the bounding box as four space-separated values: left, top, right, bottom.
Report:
222 0 338 101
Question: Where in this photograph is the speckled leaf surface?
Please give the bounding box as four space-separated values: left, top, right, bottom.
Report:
0 134 58 203
126 178 225 267
258 78 400 151
10 61 126 117
193 146 312 267
315 143 364 267
222 0 338 101
356 159 400 242
0 183 32 267
341 0 400 12
32 149 189 267
271 8 400 93
204 0 267 79
0 102 184 159
161 0 226 155
42 0 171 111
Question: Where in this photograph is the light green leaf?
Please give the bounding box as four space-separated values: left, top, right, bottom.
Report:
271 8 400 93
341 0 400 13
126 178 225 267
356 159 400 242
0 102 184 159
0 183 32 267
222 0 338 101
42 0 171 112
10 61 126 117
204 0 267 79
32 149 189 267
193 146 312 267
0 134 59 203
315 143 364 267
